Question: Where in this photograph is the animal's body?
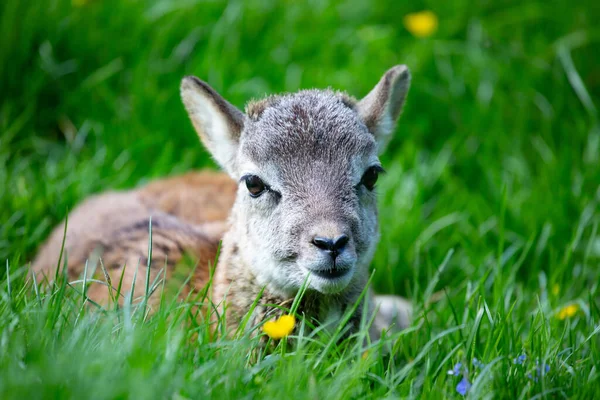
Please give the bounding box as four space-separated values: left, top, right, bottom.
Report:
33 65 413 339
33 171 237 307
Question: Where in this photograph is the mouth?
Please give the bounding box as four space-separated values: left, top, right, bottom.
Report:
308 265 351 280
303 260 355 294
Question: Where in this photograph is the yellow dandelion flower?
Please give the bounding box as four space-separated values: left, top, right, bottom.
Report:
262 314 295 340
557 304 579 320
403 11 438 38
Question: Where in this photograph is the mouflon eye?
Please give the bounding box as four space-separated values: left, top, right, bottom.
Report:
244 175 267 197
360 166 383 191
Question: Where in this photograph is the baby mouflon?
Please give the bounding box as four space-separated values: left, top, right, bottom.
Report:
33 65 412 340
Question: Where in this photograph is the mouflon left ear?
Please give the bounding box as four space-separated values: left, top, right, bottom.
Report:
181 76 245 176
356 65 411 153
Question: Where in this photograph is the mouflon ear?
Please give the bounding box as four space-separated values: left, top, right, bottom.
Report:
181 76 245 175
356 65 411 153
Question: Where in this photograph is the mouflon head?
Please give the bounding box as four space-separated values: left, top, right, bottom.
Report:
181 66 410 297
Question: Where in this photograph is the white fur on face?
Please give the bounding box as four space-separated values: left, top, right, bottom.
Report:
233 152 380 297
218 88 399 298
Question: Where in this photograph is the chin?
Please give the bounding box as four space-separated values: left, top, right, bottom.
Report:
304 264 356 294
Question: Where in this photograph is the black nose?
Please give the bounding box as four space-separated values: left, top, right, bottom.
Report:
311 234 349 258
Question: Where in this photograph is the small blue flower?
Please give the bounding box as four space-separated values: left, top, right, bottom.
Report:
448 362 462 376
472 357 485 369
527 361 550 382
536 361 550 374
527 372 535 382
513 354 526 364
456 376 472 396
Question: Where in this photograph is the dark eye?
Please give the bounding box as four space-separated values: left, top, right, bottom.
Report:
244 175 267 197
360 166 384 191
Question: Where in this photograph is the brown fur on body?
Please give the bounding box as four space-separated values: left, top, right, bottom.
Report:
33 171 236 308
33 66 413 339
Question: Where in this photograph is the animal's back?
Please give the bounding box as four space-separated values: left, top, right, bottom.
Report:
32 171 237 306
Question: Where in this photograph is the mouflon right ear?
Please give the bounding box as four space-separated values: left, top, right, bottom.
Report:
181 76 245 175
356 65 411 153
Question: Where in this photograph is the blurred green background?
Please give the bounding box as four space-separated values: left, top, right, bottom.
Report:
1 0 599 297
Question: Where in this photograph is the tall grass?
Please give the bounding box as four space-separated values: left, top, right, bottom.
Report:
1 0 599 397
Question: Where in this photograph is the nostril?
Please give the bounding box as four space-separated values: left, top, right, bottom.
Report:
333 234 349 251
312 236 334 251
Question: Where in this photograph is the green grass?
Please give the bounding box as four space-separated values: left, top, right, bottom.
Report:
1 0 600 398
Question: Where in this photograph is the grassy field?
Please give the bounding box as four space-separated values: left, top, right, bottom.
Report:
1 0 599 398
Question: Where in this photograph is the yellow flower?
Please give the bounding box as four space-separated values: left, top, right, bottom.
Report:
262 315 295 340
557 304 579 320
403 11 438 38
